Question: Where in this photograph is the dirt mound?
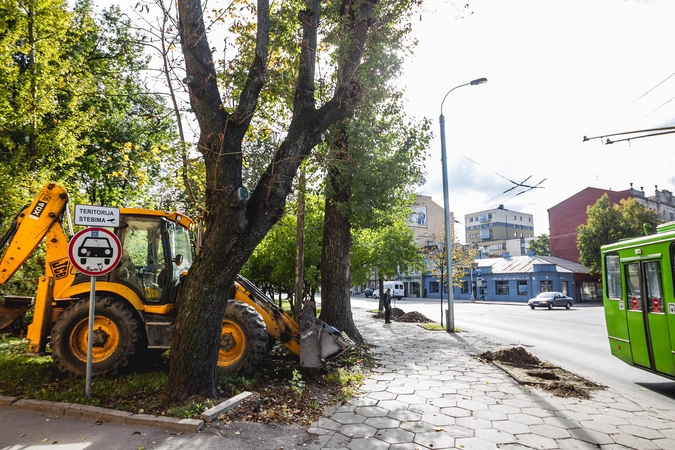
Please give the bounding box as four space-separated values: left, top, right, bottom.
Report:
480 346 542 365
397 311 433 323
372 308 405 320
478 346 604 399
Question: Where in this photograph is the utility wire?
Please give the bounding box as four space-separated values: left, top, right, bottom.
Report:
627 96 675 128
613 71 675 119
458 155 546 204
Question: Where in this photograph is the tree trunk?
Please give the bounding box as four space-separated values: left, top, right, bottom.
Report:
168 0 378 401
319 179 363 345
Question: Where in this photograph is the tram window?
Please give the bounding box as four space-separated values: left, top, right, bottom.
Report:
625 263 642 311
645 262 663 313
605 254 622 299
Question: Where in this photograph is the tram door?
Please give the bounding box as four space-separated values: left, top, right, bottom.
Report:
624 260 675 376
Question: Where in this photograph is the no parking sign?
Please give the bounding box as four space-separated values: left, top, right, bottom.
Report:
67 227 121 397
68 227 121 276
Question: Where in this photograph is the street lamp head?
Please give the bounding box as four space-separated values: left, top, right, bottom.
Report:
470 77 488 85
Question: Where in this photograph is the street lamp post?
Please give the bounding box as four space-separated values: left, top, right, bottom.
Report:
440 77 487 333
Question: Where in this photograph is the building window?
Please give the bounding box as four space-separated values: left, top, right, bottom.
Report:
496 281 509 295
562 280 569 296
518 280 528 295
519 216 522 221
430 282 439 293
461 281 469 294
540 280 553 292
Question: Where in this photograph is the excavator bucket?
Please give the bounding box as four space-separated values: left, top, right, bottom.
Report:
297 307 355 368
0 296 34 330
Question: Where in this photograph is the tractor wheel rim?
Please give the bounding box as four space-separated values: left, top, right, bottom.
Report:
218 320 246 366
70 316 120 363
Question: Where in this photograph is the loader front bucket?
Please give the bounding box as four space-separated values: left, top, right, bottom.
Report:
297 307 355 368
0 296 34 330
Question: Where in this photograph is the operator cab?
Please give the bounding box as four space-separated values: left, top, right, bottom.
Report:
113 214 193 305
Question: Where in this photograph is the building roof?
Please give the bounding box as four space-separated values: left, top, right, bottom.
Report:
473 254 590 275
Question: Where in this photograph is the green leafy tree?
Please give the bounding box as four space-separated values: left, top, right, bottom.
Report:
527 234 550 256
168 0 418 400
422 226 476 326
0 0 177 214
578 195 660 274
242 192 325 309
316 0 428 340
620 197 661 236
349 221 423 294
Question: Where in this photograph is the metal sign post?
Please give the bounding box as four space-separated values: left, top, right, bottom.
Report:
67 227 121 397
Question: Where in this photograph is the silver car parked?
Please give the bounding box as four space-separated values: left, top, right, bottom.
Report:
528 292 574 310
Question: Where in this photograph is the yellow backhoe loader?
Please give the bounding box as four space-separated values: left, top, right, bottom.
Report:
0 183 353 376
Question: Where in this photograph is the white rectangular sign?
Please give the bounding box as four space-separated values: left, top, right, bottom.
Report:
74 205 120 228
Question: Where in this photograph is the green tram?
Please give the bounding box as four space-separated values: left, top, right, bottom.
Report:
601 222 675 380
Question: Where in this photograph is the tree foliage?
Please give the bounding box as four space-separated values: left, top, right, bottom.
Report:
423 226 477 288
421 225 476 326
527 234 550 256
1 0 178 299
241 192 324 304
578 195 660 274
0 0 178 214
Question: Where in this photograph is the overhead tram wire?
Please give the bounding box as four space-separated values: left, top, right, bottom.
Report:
583 126 675 145
627 96 675 128
612 71 675 119
457 155 546 205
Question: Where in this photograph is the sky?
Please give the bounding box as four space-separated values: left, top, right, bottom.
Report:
398 0 675 240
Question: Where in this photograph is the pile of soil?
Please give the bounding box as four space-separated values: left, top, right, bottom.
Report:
397 311 433 323
479 346 604 399
480 346 542 366
372 307 405 320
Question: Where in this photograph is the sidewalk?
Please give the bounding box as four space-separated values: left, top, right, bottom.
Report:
308 307 675 449
1 307 674 449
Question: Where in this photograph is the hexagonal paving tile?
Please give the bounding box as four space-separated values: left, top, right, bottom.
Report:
414 431 455 449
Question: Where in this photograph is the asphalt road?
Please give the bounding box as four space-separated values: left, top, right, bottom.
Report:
348 295 675 419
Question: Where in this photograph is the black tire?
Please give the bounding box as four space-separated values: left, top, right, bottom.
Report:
218 300 268 374
566 302 572 310
548 303 553 310
530 305 535 310
50 297 143 376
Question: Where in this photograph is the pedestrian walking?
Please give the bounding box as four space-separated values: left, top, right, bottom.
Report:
383 288 392 323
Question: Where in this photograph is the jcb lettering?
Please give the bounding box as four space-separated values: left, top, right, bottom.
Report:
50 259 70 280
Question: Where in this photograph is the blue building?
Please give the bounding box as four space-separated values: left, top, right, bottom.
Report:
423 252 597 303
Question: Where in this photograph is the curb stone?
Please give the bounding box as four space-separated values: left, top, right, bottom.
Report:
5 397 204 433
200 391 254 422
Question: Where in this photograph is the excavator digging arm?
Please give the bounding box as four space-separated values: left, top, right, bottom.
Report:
234 275 354 367
0 184 69 332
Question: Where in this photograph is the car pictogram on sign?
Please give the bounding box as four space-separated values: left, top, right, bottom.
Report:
77 237 114 264
68 228 121 277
